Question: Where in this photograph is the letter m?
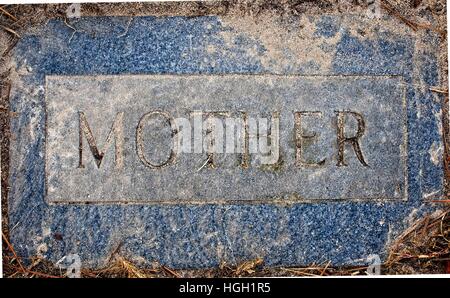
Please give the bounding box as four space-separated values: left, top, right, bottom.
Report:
78 111 124 169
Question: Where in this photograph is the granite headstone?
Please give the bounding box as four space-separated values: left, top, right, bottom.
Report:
7 9 447 269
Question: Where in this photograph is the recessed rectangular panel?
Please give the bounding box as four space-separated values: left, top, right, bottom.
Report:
45 74 407 203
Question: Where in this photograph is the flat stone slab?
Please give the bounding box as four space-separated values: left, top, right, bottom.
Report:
7 11 447 269
46 74 407 203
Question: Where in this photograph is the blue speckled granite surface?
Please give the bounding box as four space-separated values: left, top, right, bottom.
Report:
8 14 446 268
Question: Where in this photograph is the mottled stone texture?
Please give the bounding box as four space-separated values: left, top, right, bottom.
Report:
8 14 446 269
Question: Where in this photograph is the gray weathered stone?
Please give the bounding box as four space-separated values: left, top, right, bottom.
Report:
46 74 407 203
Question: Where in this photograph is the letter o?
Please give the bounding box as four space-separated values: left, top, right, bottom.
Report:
136 110 176 168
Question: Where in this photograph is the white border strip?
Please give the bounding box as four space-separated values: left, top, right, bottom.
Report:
0 0 448 279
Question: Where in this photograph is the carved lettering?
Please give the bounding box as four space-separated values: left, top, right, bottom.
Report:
294 111 326 167
335 111 368 167
200 111 230 169
136 111 177 169
78 111 124 169
239 112 250 168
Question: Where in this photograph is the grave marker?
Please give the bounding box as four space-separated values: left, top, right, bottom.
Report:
7 10 447 269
